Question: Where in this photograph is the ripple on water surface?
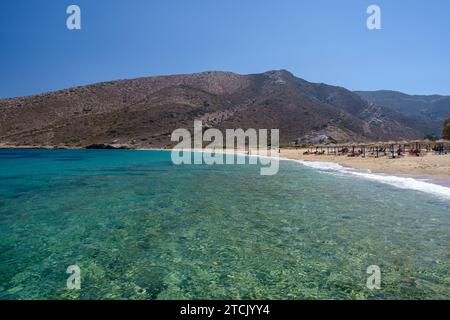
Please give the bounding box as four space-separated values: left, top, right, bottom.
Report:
0 150 449 299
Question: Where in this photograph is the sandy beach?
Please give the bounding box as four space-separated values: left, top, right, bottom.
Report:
170 146 450 181
278 148 450 180
184 146 449 180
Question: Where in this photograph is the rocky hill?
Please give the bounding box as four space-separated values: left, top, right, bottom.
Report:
0 70 440 148
355 90 450 135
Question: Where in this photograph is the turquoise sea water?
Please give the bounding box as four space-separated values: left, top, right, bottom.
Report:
0 149 449 300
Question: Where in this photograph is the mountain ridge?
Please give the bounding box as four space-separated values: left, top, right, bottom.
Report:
0 70 445 148
355 90 450 131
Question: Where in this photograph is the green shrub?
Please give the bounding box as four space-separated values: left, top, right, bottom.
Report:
443 117 450 140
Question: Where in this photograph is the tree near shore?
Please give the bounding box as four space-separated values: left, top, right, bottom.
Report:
443 117 450 140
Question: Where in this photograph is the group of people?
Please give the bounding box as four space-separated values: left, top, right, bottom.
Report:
303 149 325 155
432 144 448 155
301 143 450 158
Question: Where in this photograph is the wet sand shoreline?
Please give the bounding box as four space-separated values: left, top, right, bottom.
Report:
278 148 450 180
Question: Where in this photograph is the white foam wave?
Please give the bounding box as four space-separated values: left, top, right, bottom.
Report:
188 149 450 200
287 159 450 201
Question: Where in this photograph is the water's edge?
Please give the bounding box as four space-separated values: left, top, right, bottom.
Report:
191 149 450 201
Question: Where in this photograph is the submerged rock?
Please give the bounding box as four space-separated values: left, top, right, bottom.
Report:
85 144 129 150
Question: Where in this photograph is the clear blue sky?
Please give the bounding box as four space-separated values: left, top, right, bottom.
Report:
1 0 449 98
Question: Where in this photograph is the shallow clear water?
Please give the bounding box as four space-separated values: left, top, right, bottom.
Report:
0 149 449 300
